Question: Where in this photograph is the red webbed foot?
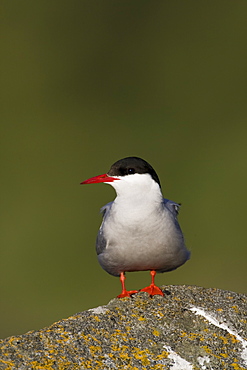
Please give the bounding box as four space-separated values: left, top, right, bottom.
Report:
117 272 138 298
140 284 164 296
139 270 164 297
117 289 139 298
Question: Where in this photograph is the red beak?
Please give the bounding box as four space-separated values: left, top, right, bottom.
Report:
80 173 120 185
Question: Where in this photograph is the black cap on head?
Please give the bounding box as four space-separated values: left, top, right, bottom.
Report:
107 157 161 187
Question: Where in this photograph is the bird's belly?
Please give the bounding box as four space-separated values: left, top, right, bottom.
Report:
97 215 188 276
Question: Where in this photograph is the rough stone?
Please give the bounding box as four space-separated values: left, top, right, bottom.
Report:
0 285 246 369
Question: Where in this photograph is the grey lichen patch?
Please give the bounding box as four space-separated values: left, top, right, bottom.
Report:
0 286 246 369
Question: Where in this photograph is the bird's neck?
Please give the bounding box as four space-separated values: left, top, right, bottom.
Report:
113 182 163 218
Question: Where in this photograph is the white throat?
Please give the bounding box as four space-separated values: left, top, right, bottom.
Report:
107 173 163 218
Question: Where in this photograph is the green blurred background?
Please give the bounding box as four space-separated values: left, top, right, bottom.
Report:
1 0 247 339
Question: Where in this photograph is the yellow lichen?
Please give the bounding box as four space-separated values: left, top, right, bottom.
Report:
0 360 15 370
180 331 187 337
152 329 160 336
230 363 246 370
89 345 102 356
202 346 221 359
219 336 229 345
132 347 151 366
93 315 101 322
220 353 228 358
229 334 240 344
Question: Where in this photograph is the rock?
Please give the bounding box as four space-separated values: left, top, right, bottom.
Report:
0 285 246 369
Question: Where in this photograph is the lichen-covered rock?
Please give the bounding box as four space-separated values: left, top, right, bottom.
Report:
0 285 246 369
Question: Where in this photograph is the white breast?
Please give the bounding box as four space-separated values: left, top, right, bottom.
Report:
97 173 189 276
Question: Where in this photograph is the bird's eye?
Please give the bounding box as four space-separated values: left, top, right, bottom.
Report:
128 168 135 174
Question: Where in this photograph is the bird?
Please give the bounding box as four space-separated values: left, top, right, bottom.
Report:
81 156 190 298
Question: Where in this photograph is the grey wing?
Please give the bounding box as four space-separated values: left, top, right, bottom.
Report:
163 198 181 217
163 198 189 261
163 198 185 239
96 202 113 255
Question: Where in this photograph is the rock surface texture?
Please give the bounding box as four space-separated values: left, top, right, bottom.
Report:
0 285 247 369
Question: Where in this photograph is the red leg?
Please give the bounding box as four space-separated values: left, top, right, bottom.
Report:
117 272 138 298
140 270 164 296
